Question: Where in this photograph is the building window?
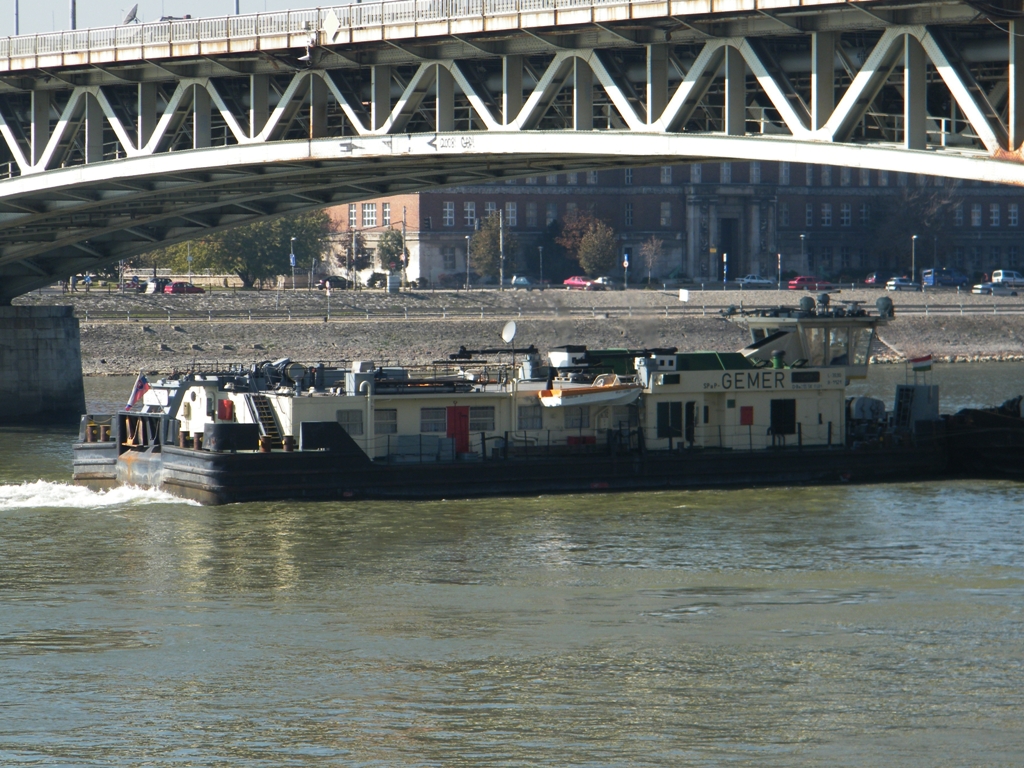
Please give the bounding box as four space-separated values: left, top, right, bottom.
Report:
362 203 376 228
971 245 981 266
546 203 558 225
971 204 982 227
624 168 633 185
469 406 495 432
721 163 732 184
840 168 851 187
464 201 476 227
779 202 790 227
805 203 814 227
898 172 908 186
990 203 1000 227
526 202 538 227
1010 203 1019 226
348 203 358 228
660 166 672 184
484 201 497 218
660 202 672 227
442 202 455 227
505 178 517 185
841 203 852 227
546 174 558 185
805 165 814 186
691 164 702 183
859 168 871 187
1010 245 1019 266
624 202 633 227
423 217 432 231
505 202 517 227
567 172 578 184
821 246 833 270
954 246 964 268
821 167 831 186
587 171 599 185
565 202 576 215
374 409 397 434
860 203 870 226
954 204 963 227
779 161 790 185
526 176 538 185
564 406 590 429
750 161 761 184
840 246 851 269
382 202 391 227
916 173 928 187
821 204 832 227
990 245 1001 265
420 408 447 433
879 170 889 186
518 404 543 430
336 409 364 436
442 247 456 270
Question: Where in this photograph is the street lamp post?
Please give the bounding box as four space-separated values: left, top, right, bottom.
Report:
289 237 297 290
777 252 782 290
800 234 806 271
465 234 471 290
538 246 544 288
912 234 919 284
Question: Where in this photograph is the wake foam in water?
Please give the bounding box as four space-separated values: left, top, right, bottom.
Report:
0 480 194 510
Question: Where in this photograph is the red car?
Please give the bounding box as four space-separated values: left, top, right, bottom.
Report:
563 275 601 290
163 281 205 294
787 275 832 291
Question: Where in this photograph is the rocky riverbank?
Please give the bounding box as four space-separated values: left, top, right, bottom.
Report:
15 286 1024 374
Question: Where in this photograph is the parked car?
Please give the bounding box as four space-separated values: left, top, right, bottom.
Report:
992 269 1024 287
921 268 970 287
510 275 535 289
316 276 352 290
593 276 615 287
864 271 893 285
563 275 602 290
736 274 775 287
163 281 205 294
885 277 921 292
788 275 831 290
972 282 1019 296
144 278 173 294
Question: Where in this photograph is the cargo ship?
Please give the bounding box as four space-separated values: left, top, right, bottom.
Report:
73 295 948 505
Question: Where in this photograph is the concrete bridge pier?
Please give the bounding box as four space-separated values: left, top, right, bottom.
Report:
0 306 86 424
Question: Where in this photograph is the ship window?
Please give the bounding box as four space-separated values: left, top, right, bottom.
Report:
656 401 682 438
726 399 736 409
611 405 638 430
420 408 447 433
374 409 397 434
828 328 849 366
564 406 590 429
518 404 543 430
336 409 364 436
703 405 709 423
802 326 827 366
469 406 495 432
661 374 680 385
851 328 873 366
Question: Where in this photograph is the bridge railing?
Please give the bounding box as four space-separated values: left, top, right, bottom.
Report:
0 0 691 66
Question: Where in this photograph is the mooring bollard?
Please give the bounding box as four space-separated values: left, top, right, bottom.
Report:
404 306 408 319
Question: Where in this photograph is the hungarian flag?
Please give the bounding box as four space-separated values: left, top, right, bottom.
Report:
909 355 932 372
127 373 150 408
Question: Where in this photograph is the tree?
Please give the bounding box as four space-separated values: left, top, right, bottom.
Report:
555 208 603 264
149 210 331 288
338 227 370 273
864 181 961 277
469 213 518 280
640 236 665 284
376 228 406 272
577 220 619 276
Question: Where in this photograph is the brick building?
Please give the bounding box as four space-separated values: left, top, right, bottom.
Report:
326 161 1024 286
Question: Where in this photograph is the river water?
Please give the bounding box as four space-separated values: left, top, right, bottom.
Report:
1 367 1023 765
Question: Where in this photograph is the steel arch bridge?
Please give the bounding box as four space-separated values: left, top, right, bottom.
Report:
2 0 1024 303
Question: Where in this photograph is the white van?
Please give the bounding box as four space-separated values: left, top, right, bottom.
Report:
992 269 1024 286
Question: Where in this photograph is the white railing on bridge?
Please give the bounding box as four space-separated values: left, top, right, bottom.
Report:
0 0 832 68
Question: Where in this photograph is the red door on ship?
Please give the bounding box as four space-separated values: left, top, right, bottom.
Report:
447 406 470 453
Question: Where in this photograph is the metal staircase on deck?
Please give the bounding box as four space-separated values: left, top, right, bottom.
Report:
249 394 281 445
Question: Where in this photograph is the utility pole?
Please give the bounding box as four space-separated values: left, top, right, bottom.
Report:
14 0 19 35
538 245 544 287
290 237 296 290
70 0 76 29
402 206 408 286
498 208 505 291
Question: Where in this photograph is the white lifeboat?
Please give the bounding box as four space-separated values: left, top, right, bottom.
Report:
538 374 642 408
